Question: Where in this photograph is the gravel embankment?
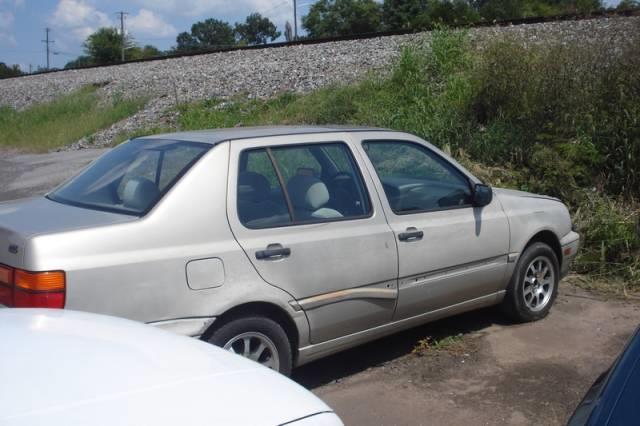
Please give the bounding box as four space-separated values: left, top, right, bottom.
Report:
0 16 637 150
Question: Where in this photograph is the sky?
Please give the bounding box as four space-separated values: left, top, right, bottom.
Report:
0 0 312 70
0 0 623 71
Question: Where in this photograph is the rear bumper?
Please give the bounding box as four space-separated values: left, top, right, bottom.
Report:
560 231 580 279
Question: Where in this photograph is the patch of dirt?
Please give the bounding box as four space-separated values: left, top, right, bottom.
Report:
300 284 639 425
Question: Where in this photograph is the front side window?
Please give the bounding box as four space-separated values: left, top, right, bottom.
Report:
238 142 371 229
49 139 210 215
363 140 472 214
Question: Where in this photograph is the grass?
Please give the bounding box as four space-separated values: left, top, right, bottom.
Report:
0 85 145 152
412 334 468 356
159 26 640 289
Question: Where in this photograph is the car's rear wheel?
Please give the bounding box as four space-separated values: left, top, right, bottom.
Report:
502 242 559 322
206 316 293 376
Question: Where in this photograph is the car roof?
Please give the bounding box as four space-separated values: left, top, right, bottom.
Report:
0 309 334 426
135 125 390 145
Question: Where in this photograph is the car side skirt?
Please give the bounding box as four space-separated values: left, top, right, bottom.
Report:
295 290 505 366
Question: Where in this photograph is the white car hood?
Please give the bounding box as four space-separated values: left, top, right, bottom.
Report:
0 309 335 426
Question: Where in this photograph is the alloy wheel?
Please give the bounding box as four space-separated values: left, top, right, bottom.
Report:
223 331 280 370
522 256 555 312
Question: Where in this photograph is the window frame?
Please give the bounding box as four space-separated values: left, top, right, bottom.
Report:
361 139 475 216
237 141 375 230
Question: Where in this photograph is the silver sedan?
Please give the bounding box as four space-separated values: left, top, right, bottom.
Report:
0 126 580 375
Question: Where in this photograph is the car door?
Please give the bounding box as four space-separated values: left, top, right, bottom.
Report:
355 134 510 320
226 133 398 344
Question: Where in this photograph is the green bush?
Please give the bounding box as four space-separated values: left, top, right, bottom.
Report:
573 193 639 284
470 29 640 198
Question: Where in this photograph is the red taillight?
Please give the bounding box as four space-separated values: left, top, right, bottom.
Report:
0 264 65 309
0 265 13 306
13 290 65 308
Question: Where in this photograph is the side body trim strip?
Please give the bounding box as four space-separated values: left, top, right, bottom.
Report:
297 285 398 310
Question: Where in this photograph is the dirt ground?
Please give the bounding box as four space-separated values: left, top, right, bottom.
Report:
0 149 107 202
297 283 639 425
2 149 638 426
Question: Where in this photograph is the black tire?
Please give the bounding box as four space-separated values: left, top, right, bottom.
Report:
206 316 293 376
501 242 560 323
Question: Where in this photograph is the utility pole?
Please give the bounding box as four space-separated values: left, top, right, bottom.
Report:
116 11 128 62
293 0 298 40
41 28 54 70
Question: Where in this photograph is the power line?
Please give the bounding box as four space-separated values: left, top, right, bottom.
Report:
52 51 82 57
260 0 290 15
41 28 54 69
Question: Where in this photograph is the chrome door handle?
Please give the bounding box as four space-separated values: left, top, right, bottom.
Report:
398 227 424 242
256 243 291 260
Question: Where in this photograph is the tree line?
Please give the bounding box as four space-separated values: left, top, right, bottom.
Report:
303 0 609 38
0 0 637 76
63 12 280 68
61 0 632 69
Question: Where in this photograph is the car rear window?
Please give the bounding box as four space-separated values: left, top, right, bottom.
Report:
48 139 210 216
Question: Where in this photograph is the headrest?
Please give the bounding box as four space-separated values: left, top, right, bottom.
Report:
287 175 330 211
122 177 159 211
238 171 270 202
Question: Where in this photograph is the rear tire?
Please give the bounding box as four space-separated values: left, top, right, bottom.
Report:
206 316 293 376
501 242 559 322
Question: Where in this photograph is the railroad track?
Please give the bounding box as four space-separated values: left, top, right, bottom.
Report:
2 7 638 80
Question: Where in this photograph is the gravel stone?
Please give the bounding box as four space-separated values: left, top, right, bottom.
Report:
0 16 637 150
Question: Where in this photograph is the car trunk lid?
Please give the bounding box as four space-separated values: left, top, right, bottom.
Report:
0 196 136 269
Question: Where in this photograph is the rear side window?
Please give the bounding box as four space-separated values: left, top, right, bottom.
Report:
238 150 292 228
363 140 472 214
238 142 371 229
49 139 210 215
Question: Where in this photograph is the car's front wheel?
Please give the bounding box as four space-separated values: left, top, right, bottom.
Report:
502 242 560 322
206 316 293 376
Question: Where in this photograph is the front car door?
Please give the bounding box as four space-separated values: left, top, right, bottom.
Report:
354 132 510 320
226 133 398 344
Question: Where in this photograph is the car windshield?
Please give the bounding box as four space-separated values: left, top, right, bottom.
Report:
48 139 211 216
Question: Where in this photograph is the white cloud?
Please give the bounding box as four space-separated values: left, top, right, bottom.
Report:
50 0 112 41
0 0 24 7
131 0 294 38
133 0 293 21
133 0 223 17
0 2 17 46
127 9 176 38
0 10 14 28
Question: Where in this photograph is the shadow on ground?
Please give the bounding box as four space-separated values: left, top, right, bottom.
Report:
294 306 514 389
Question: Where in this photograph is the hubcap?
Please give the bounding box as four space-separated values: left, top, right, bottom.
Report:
223 332 280 371
523 256 555 312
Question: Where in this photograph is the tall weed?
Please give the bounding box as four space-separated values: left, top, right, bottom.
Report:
0 85 145 152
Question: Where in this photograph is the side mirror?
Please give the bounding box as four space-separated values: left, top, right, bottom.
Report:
473 183 493 207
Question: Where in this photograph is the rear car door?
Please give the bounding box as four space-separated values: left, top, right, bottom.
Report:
355 134 510 320
226 133 398 344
